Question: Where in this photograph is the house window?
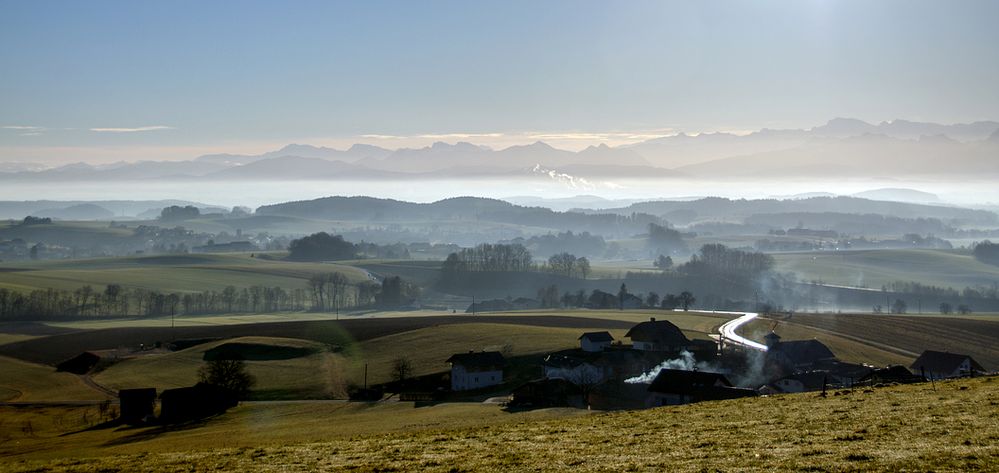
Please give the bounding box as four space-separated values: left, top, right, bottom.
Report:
474 377 479 383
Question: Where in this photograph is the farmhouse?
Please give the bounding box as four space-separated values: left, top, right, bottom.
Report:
764 331 836 371
625 317 693 352
446 351 505 391
578 331 614 352
909 350 986 379
646 369 757 407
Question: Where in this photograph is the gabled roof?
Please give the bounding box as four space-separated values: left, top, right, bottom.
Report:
625 318 690 345
543 354 590 369
579 331 614 342
909 350 985 374
446 351 506 369
769 339 835 365
647 369 732 394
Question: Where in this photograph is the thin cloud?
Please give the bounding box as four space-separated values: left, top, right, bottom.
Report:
2 125 44 131
415 132 505 139
89 125 174 133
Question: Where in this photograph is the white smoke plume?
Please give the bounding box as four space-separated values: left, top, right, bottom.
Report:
531 164 595 190
624 350 713 384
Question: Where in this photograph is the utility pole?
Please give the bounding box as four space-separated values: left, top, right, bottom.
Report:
472 295 476 316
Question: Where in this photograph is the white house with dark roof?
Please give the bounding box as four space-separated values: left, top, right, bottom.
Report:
578 331 614 352
446 351 506 391
910 350 986 379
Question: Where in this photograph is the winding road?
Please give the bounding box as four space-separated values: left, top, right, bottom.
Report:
714 311 768 352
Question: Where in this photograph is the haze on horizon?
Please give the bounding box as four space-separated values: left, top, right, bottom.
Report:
2 0 999 166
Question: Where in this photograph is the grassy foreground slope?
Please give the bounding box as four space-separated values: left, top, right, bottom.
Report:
6 377 998 472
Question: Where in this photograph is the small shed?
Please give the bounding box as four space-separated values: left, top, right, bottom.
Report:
119 388 157 424
578 331 614 352
159 383 238 423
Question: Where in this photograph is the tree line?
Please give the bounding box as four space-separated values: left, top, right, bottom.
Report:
0 272 420 321
441 243 593 279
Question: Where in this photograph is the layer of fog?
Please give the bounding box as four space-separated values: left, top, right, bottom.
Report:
4 177 999 209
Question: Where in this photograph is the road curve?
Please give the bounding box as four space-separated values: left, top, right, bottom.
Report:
715 311 768 352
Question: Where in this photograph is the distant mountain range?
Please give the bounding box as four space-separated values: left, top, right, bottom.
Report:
0 200 221 220
2 118 997 181
257 195 998 232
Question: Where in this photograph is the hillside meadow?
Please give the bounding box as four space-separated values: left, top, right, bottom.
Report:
772 248 999 289
0 253 369 293
2 376 996 471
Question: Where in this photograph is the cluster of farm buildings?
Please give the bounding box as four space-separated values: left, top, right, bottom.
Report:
442 317 988 410
94 315 988 424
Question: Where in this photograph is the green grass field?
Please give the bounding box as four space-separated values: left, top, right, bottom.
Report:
773 248 999 289
3 377 996 471
0 253 370 293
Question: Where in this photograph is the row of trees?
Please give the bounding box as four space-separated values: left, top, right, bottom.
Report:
536 284 696 311
543 252 591 279
441 243 534 274
441 244 593 279
874 299 972 315
0 285 310 320
0 273 421 320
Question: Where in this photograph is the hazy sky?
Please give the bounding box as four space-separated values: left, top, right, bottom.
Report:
2 0 998 163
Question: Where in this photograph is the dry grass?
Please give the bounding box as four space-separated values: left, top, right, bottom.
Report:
93 337 347 400
0 356 109 402
4 377 997 471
